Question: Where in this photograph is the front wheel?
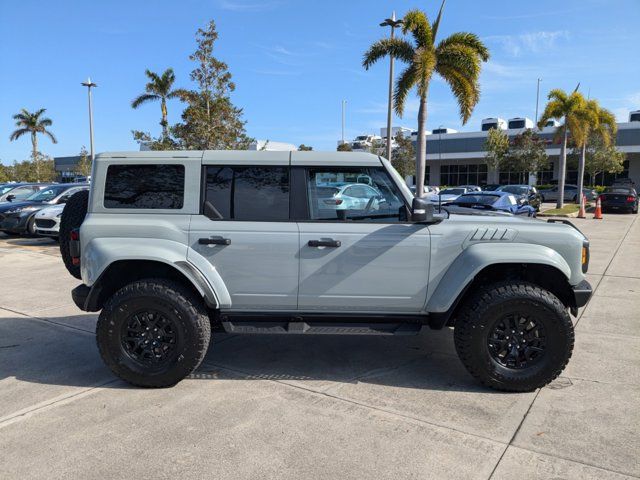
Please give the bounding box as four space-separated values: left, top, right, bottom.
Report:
454 282 574 392
96 279 211 388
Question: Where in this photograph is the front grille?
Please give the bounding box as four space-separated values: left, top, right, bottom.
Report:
35 219 56 228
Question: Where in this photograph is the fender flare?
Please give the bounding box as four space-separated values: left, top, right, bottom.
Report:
426 242 572 314
82 238 231 310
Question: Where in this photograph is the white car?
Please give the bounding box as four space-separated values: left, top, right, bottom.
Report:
426 187 469 203
34 203 65 238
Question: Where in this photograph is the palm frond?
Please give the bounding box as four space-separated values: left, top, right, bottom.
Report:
43 130 58 144
431 0 447 41
437 32 489 62
9 128 30 141
393 66 418 117
436 44 482 80
131 93 159 109
402 9 433 48
437 65 479 124
38 117 53 127
362 38 414 69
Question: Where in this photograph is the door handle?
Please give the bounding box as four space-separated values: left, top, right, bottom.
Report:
308 239 341 248
199 236 231 245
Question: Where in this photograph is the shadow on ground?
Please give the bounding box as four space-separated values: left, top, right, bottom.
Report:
0 314 498 394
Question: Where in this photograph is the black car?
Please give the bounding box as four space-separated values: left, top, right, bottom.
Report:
599 187 638 214
0 183 46 203
496 184 542 211
0 184 89 235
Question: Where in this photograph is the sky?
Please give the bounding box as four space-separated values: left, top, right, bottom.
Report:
1 0 639 164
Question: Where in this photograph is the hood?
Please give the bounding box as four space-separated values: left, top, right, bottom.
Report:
0 200 43 213
35 204 65 218
427 194 459 202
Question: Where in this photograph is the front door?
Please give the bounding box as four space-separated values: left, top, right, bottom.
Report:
297 165 430 313
189 163 299 311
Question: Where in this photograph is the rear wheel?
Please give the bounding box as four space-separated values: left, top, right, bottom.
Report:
26 216 37 236
454 281 574 392
96 279 211 388
59 190 89 279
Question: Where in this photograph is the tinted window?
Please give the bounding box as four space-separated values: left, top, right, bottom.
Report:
508 120 525 129
454 194 500 205
204 166 289 221
630 113 640 122
104 164 184 209
307 167 404 222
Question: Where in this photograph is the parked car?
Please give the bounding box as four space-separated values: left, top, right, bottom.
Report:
0 183 47 203
612 178 635 189
458 185 482 192
315 183 386 213
445 191 536 216
34 203 66 238
482 184 501 191
599 187 638 214
63 150 590 392
497 185 542 211
409 185 439 196
538 184 597 202
0 184 89 236
426 187 468 203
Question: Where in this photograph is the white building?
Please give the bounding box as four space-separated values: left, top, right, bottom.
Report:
248 140 297 151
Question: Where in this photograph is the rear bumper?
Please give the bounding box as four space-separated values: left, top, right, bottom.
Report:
572 279 592 308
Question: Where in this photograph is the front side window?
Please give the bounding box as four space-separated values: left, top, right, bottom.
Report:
104 164 184 209
204 166 289 221
27 186 68 202
307 167 405 222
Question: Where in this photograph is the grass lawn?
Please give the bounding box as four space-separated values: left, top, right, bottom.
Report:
541 204 581 216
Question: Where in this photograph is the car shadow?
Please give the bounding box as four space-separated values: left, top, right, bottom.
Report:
0 315 498 394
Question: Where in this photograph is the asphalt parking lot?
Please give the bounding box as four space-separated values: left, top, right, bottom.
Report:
1 214 638 479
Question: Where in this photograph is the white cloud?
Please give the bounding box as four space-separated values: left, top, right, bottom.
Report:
485 30 569 57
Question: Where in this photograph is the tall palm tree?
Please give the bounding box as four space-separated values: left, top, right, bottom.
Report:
9 108 57 181
538 89 589 208
363 2 489 197
131 68 181 139
575 100 617 200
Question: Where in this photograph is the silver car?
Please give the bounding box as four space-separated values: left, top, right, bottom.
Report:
539 184 597 202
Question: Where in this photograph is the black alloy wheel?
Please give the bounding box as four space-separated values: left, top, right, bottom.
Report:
487 313 546 369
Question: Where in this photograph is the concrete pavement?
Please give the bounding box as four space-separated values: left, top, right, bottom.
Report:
0 213 638 479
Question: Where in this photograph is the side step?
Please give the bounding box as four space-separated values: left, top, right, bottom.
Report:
221 320 423 336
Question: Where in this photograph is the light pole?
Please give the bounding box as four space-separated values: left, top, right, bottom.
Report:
341 99 347 145
81 77 97 163
380 12 403 161
535 78 541 126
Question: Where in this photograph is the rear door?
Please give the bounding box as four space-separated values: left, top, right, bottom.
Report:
188 152 299 311
294 157 430 313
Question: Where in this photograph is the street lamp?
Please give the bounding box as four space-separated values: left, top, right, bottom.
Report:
380 12 403 162
81 77 97 163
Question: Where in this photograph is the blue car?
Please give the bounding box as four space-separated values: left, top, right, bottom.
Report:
446 191 537 217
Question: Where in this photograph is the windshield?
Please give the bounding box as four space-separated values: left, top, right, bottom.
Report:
453 194 499 205
0 185 17 195
499 185 527 195
26 186 67 202
440 188 465 195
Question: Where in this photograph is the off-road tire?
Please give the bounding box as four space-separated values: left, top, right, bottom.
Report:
96 279 211 388
59 190 89 279
454 281 574 392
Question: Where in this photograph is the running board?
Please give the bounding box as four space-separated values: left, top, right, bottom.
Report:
221 320 423 336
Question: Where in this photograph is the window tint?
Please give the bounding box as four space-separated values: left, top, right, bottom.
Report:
307 167 405 222
204 166 289 221
104 164 184 209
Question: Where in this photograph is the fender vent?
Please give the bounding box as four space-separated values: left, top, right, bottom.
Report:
470 228 515 242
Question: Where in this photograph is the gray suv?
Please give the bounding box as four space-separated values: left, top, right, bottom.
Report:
61 151 592 391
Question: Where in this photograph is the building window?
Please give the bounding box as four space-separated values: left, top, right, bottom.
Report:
441 163 487 186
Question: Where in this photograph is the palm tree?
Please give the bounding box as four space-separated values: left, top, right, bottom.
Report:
9 108 57 181
575 100 617 200
538 89 589 208
131 68 181 139
363 2 489 197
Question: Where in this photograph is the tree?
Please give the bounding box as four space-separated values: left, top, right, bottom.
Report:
583 133 625 185
173 20 252 150
391 132 415 179
537 89 589 208
9 108 57 181
11 154 56 182
574 100 617 201
363 2 489 197
131 130 179 151
503 130 548 184
298 144 313 151
131 68 182 140
484 128 509 181
77 146 92 177
0 163 12 182
337 142 352 152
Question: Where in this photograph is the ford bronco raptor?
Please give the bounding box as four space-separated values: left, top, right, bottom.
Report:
61 151 592 391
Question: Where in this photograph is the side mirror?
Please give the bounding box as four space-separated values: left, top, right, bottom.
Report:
411 196 434 223
6 194 15 202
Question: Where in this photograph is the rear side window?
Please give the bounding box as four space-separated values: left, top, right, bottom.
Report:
204 166 289 221
104 164 185 209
